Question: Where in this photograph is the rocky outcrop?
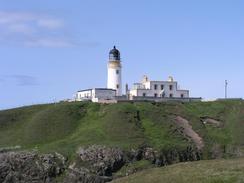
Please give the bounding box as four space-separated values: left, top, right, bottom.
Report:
0 145 202 183
63 167 112 183
63 145 125 183
77 145 125 176
67 145 202 182
0 151 66 183
130 146 201 166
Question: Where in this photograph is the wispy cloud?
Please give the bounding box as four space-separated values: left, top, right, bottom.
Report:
0 11 33 24
25 38 75 48
0 11 74 48
0 75 39 86
0 78 4 83
37 19 63 29
8 23 34 34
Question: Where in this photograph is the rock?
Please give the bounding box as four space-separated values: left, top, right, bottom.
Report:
76 145 125 176
0 151 66 183
129 146 202 167
64 145 125 183
128 148 143 162
0 146 202 183
63 167 112 183
142 147 157 163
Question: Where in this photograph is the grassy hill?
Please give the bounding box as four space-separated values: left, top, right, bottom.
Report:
0 100 244 160
112 157 244 183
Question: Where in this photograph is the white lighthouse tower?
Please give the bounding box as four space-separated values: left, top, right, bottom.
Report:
107 46 122 96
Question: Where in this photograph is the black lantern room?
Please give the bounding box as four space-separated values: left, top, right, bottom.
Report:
109 46 120 61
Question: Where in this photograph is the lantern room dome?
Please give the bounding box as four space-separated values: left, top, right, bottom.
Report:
109 46 120 61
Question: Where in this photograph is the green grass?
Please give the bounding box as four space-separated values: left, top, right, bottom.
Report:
0 100 244 160
114 160 153 178
112 158 244 183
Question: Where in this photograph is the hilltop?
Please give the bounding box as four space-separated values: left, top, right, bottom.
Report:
0 100 244 182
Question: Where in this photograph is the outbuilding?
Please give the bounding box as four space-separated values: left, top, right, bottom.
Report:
75 88 116 103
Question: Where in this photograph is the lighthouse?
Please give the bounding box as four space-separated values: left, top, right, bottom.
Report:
75 46 197 103
107 46 122 96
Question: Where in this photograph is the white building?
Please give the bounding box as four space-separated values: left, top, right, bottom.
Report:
75 88 116 103
74 46 199 103
128 75 189 99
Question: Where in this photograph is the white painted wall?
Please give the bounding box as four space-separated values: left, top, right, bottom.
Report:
107 62 122 96
92 89 116 100
75 89 116 102
129 80 189 98
75 90 92 101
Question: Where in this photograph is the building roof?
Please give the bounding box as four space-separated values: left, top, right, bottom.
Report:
109 46 120 60
148 80 177 83
109 46 120 55
77 88 116 92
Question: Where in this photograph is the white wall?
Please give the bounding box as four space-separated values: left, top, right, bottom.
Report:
76 89 116 102
129 80 189 98
76 90 92 101
107 62 122 96
92 89 116 100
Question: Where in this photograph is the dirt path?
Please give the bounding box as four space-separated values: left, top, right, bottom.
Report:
175 116 204 150
200 117 222 127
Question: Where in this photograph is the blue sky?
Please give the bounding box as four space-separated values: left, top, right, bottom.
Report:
0 0 243 109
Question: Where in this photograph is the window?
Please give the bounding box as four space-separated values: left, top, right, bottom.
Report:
169 94 173 98
154 93 158 98
143 93 146 97
169 85 173 90
154 84 158 90
161 85 164 90
116 70 119 74
117 84 119 89
181 94 184 98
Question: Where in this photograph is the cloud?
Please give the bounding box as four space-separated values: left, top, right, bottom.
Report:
12 75 39 86
37 19 63 29
0 78 4 83
0 11 74 48
0 75 39 86
25 38 75 48
0 11 63 29
8 23 34 34
0 11 34 24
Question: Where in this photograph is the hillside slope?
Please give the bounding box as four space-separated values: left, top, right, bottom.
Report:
112 158 244 183
0 100 244 182
0 100 244 158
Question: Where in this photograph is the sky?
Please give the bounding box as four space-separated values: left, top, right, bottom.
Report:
0 0 243 109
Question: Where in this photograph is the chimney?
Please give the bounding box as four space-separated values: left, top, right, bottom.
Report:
125 84 129 99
